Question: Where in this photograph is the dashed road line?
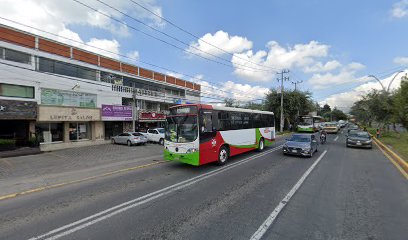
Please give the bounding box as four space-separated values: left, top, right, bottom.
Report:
334 136 339 141
250 150 328 240
29 145 283 240
0 161 167 201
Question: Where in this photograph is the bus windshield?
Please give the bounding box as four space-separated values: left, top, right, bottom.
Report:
298 117 313 125
165 115 198 143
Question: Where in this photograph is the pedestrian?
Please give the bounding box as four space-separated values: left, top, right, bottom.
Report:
376 128 380 138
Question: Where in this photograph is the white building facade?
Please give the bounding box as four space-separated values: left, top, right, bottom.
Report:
0 25 201 151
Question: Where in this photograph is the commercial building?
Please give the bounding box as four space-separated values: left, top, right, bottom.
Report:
0 25 201 151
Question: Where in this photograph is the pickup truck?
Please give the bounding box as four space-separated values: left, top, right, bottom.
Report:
145 128 165 145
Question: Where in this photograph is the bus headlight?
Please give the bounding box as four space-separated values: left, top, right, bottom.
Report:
186 148 198 153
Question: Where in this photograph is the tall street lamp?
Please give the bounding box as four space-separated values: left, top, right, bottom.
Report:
367 71 404 93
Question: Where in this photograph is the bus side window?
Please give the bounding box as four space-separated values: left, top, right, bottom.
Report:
218 111 230 131
252 114 261 128
242 113 250 129
201 111 213 133
212 111 220 131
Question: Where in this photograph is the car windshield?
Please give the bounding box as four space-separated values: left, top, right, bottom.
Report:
288 135 310 142
158 129 165 134
165 115 198 143
349 132 369 138
132 133 142 136
325 123 337 127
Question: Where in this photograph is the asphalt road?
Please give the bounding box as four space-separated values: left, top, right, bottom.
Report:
0 131 407 240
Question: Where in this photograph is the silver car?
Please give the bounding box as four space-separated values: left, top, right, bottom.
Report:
111 132 148 146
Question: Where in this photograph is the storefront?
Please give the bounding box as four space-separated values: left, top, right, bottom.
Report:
0 99 37 146
36 105 105 151
138 111 166 131
102 104 132 139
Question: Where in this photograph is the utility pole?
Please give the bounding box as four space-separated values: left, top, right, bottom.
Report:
291 80 303 91
277 69 290 133
132 83 137 132
291 80 303 118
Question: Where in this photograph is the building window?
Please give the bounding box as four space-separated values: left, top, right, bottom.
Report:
38 57 97 81
0 48 31 64
69 122 90 141
0 83 34 98
35 123 63 143
101 71 123 85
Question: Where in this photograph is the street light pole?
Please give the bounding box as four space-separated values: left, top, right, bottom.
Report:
132 83 137 132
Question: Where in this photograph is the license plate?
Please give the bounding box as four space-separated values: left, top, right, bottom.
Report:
292 150 297 153
356 142 362 145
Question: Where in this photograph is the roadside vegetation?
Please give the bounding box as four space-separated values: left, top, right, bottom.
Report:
351 77 408 161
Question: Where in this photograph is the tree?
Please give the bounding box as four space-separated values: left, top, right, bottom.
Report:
393 79 408 129
264 89 315 130
224 98 239 108
331 108 348 121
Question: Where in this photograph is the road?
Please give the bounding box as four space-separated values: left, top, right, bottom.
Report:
0 131 407 240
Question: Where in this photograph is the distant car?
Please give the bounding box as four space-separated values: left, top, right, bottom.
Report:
347 124 359 132
111 132 148 146
346 131 372 149
323 122 340 133
338 120 346 128
145 128 165 145
283 134 319 157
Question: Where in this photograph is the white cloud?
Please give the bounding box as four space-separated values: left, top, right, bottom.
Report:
126 50 140 62
232 41 330 82
391 0 408 18
0 0 164 57
394 56 408 65
304 60 342 73
84 38 120 59
321 70 408 111
308 62 366 89
187 30 253 57
188 75 269 102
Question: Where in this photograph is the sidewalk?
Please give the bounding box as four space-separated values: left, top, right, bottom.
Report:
0 143 164 197
0 147 41 158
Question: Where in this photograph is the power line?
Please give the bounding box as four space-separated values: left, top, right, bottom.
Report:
73 0 277 74
126 0 279 72
0 19 257 97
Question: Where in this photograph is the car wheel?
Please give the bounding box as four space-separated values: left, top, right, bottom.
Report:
127 140 132 147
159 138 164 145
217 146 229 165
257 138 265 152
111 139 115 144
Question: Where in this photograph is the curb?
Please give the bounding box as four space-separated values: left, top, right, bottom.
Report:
372 136 408 176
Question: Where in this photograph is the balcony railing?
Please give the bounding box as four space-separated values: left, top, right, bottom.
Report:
111 84 165 98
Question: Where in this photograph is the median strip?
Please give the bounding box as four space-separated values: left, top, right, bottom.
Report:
372 137 408 180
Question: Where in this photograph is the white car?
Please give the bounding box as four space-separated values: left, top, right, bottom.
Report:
111 132 148 146
145 128 165 145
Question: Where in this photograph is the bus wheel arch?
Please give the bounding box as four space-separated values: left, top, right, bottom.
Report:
217 144 229 165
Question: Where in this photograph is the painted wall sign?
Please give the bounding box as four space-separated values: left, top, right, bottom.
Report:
38 106 101 122
101 104 133 121
41 88 97 108
0 99 37 120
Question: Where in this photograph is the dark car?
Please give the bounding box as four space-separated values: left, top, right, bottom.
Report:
346 131 372 149
283 134 318 157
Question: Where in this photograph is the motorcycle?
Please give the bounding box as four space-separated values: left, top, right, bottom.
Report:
320 133 327 144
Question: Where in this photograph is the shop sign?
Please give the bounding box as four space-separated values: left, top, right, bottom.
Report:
102 104 133 121
41 88 97 108
38 106 101 122
0 100 37 120
139 111 166 121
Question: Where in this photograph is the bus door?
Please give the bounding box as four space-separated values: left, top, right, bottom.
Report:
199 110 218 164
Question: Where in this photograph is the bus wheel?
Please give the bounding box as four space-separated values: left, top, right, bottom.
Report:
258 138 265 152
217 146 229 165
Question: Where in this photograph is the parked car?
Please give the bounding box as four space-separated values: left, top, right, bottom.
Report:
111 132 148 146
145 128 165 145
346 131 372 149
283 133 319 157
322 122 340 134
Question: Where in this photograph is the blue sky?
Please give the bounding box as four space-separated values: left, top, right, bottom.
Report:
1 0 407 110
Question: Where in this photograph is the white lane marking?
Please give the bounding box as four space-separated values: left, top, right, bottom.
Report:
30 146 283 240
249 150 328 240
334 136 339 141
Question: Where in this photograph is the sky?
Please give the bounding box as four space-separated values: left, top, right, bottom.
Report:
0 0 407 111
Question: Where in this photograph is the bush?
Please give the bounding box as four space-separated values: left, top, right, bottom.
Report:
0 139 16 151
